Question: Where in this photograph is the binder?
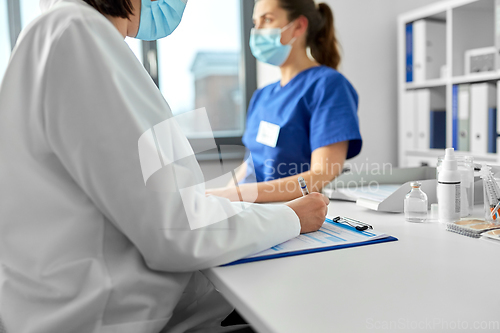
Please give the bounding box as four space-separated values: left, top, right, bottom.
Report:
413 20 425 82
413 19 446 82
488 108 497 153
402 91 417 150
223 219 398 266
497 81 500 153
470 83 496 155
430 110 446 149
416 89 430 150
416 89 446 150
458 84 470 151
406 23 413 82
452 85 459 149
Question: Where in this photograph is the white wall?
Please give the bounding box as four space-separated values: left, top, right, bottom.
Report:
257 0 443 169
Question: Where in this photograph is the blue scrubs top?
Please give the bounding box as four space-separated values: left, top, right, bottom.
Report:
241 65 362 183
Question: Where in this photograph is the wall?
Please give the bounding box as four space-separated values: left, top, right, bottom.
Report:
257 0 443 170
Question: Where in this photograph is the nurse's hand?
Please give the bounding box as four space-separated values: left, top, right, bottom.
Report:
285 193 330 234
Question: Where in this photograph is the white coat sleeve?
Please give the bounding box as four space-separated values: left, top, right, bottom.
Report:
42 16 300 272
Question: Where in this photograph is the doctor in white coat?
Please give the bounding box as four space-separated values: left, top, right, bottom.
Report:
0 0 329 332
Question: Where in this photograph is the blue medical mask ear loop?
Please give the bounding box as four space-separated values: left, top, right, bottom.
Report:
279 21 298 47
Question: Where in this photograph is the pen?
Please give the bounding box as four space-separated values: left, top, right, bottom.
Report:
298 177 309 196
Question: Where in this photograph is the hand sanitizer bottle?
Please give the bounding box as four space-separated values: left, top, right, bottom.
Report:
437 148 461 223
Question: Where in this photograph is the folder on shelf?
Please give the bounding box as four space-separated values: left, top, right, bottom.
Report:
402 91 417 151
488 108 497 154
458 84 470 151
406 23 413 82
416 89 431 150
470 83 496 155
416 89 446 150
413 19 446 82
430 110 446 149
452 85 459 149
223 218 398 266
413 20 424 83
497 82 500 154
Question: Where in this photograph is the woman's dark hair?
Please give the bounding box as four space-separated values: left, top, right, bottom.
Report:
276 0 341 70
83 0 134 19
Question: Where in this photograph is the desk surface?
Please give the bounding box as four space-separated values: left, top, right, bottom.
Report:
204 201 500 333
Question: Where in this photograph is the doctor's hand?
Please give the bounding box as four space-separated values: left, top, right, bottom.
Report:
285 193 330 234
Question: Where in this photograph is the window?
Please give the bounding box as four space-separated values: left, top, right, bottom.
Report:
20 0 41 28
157 0 251 139
0 1 10 81
3 0 257 149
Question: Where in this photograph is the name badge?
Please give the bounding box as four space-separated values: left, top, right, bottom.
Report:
256 121 280 148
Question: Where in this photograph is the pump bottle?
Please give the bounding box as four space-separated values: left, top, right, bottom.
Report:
437 148 461 222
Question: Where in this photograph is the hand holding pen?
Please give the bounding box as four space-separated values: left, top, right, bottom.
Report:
296 177 371 232
283 177 329 234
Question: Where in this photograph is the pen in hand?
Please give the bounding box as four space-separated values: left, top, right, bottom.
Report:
298 177 309 196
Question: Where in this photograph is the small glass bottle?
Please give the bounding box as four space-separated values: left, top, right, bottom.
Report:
404 181 428 223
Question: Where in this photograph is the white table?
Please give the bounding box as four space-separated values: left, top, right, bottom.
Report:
204 201 500 333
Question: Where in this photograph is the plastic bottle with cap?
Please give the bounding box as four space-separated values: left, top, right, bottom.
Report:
437 148 461 223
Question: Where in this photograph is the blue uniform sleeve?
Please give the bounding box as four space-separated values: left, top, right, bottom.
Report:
308 73 362 159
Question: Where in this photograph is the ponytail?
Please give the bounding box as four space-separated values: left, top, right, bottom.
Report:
276 0 341 70
311 3 341 70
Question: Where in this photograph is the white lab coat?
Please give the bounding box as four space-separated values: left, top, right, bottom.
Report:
0 1 300 332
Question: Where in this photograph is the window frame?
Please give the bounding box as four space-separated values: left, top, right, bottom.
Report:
7 0 21 51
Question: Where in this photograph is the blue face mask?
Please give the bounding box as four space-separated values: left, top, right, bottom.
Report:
135 0 188 41
249 22 297 66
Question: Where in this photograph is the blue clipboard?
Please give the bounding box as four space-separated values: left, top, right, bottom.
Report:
223 235 398 267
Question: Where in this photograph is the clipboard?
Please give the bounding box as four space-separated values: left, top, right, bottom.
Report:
223 218 398 267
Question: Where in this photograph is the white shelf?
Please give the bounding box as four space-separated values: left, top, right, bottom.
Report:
398 0 500 168
452 71 500 85
398 0 472 24
405 78 447 90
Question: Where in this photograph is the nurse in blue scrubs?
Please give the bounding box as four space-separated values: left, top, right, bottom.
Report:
207 0 362 202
